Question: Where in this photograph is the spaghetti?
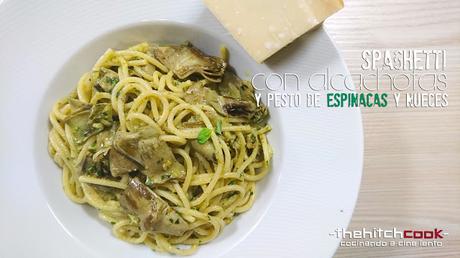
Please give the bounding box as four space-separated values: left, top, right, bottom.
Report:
48 42 272 255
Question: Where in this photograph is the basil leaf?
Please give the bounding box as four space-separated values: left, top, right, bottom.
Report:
215 120 222 135
197 128 212 144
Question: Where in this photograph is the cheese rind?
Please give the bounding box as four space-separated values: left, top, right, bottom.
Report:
204 0 344 63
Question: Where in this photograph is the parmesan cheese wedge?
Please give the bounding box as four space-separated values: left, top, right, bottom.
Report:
204 0 344 63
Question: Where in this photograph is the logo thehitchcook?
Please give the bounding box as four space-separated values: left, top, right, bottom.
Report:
330 227 448 248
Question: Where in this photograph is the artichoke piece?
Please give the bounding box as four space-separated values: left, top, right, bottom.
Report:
91 126 116 161
89 103 113 126
109 128 142 177
184 83 225 115
68 98 90 113
119 177 189 236
190 140 215 161
111 128 185 183
93 67 119 92
112 130 143 164
65 103 113 145
66 110 92 144
151 42 226 82
219 96 257 117
217 70 269 124
185 83 260 119
139 137 186 183
216 69 244 99
82 154 111 177
250 104 269 126
109 149 139 177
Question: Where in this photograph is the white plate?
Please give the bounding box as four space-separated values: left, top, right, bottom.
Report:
0 1 363 258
